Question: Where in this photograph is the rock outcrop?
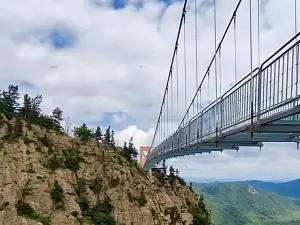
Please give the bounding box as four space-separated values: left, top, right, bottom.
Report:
0 114 207 225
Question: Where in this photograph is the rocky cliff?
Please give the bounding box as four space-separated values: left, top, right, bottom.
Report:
0 114 210 225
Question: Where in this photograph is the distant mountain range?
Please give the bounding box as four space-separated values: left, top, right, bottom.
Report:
192 179 300 225
231 179 300 199
184 176 296 184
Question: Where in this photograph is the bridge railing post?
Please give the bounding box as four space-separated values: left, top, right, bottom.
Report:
257 67 263 124
219 97 223 136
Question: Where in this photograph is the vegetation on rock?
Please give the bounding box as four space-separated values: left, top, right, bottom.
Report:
153 167 212 225
0 83 212 225
51 181 64 209
16 200 51 225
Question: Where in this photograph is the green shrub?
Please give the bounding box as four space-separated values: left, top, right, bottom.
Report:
76 178 87 197
47 154 65 171
2 133 22 143
16 200 51 225
110 178 120 188
15 118 22 135
38 134 52 147
165 207 181 224
63 148 84 171
88 212 116 225
93 198 113 214
191 196 212 225
7 123 12 134
81 198 116 225
136 193 147 207
176 176 186 186
51 181 64 209
23 133 35 145
89 177 103 195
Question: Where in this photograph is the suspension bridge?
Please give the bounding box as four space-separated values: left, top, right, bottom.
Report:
142 0 300 171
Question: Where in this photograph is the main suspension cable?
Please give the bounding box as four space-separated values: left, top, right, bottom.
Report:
149 0 188 150
249 0 254 136
171 70 173 134
184 10 187 122
234 15 237 84
257 0 261 67
214 0 218 134
176 49 179 127
195 0 199 130
295 0 298 41
166 87 168 139
219 47 222 125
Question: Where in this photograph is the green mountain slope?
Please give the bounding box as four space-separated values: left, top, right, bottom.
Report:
231 179 300 199
193 183 300 225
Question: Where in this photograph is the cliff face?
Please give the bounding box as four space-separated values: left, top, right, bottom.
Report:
0 114 207 225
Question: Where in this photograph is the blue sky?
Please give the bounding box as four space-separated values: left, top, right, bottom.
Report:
0 0 299 181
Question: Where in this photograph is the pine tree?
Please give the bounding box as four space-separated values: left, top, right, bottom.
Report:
123 142 127 150
31 95 43 117
169 166 175 176
21 93 32 120
103 126 111 145
189 182 193 190
111 130 116 149
162 160 167 175
0 91 7 114
123 141 130 159
128 137 138 160
51 107 63 131
94 126 103 141
73 123 93 142
5 85 20 114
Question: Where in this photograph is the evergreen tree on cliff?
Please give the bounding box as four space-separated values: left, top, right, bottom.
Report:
51 107 63 131
123 137 138 160
73 123 93 142
169 166 175 176
111 130 116 149
128 137 138 160
94 126 103 141
0 91 8 114
31 95 43 117
20 93 31 120
3 85 20 114
103 125 111 145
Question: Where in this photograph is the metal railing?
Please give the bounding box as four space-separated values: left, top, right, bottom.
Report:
146 33 300 163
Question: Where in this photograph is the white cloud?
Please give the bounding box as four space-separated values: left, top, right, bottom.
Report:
0 0 300 181
115 125 154 149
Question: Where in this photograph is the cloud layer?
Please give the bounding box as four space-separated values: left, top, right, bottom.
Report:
1 0 300 181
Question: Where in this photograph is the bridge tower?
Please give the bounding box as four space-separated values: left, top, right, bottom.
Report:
139 146 151 168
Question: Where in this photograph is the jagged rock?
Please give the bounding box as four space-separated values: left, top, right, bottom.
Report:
64 195 82 217
51 211 78 225
0 119 203 225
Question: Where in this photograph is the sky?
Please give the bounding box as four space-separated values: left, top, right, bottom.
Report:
0 0 300 182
